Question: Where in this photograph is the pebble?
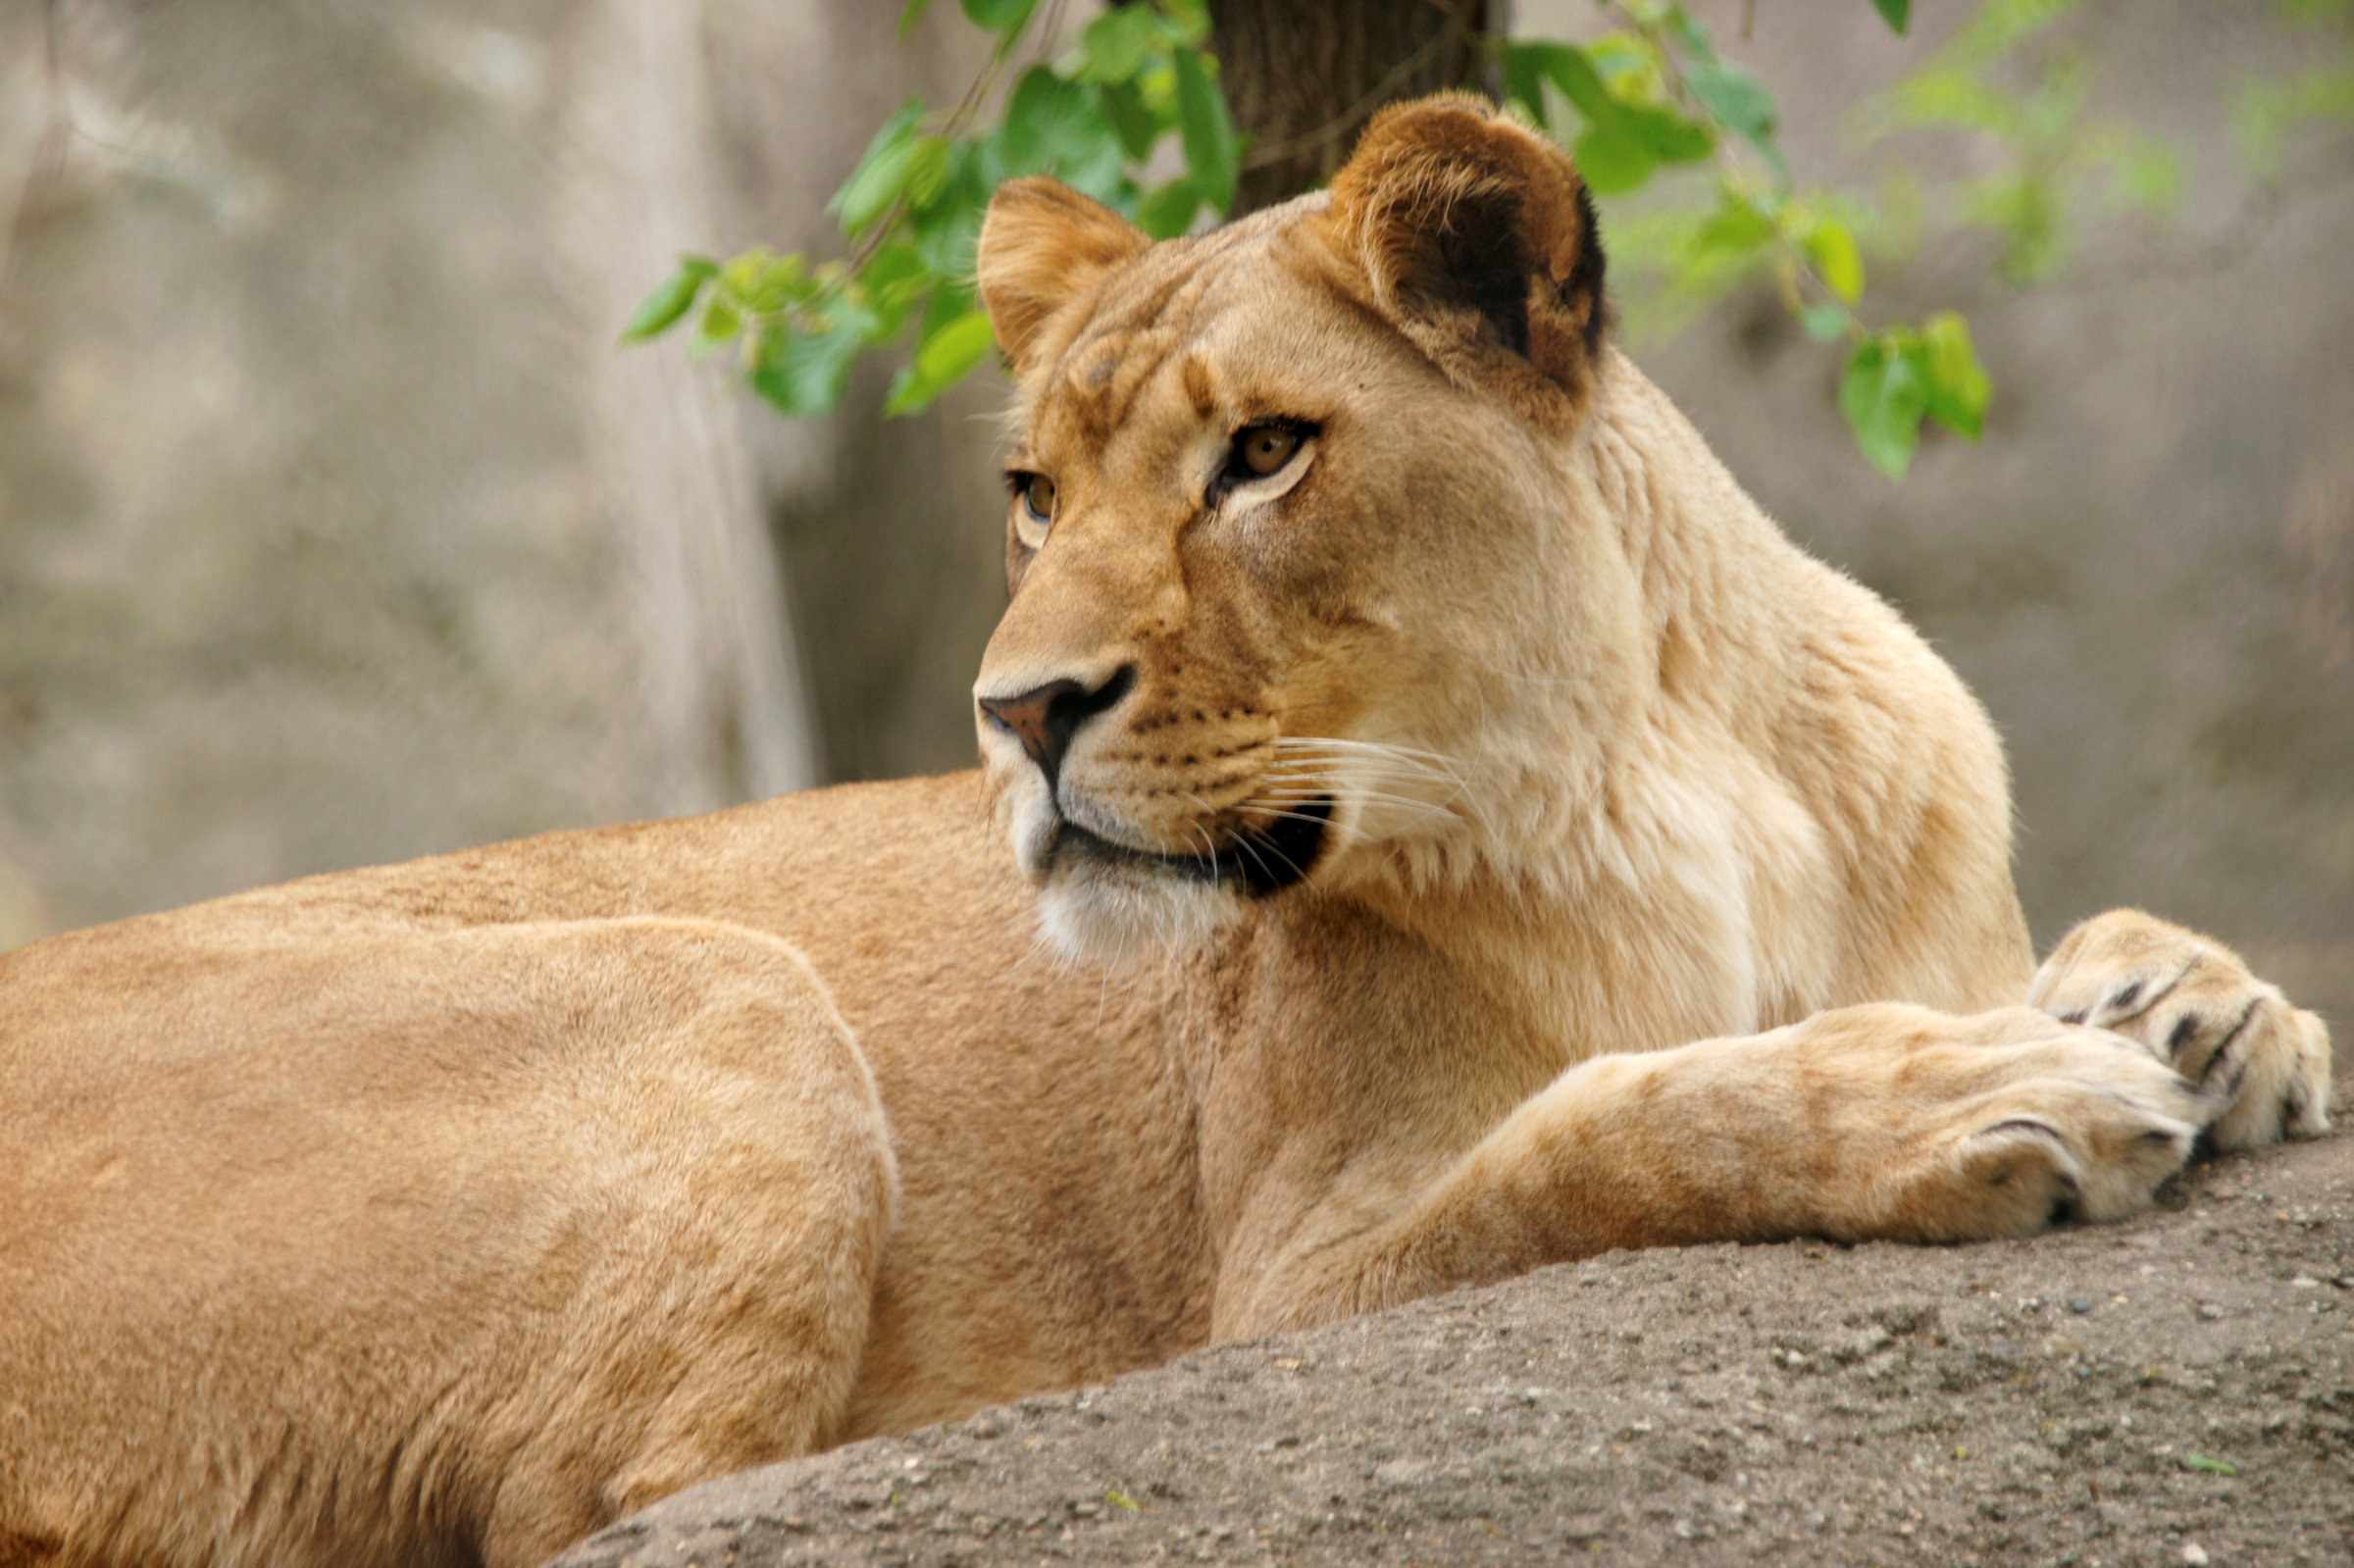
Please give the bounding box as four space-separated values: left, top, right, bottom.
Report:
2182 1543 2211 1566
2198 1302 2225 1321
2069 1297 2094 1315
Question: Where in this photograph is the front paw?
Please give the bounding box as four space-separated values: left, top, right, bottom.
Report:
2028 909 2332 1149
1788 1006 2204 1243
1906 1011 2207 1238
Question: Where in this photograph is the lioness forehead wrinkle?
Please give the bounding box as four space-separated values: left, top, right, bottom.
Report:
1182 355 1216 420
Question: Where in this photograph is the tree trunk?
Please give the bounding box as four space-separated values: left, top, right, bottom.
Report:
1207 0 1496 214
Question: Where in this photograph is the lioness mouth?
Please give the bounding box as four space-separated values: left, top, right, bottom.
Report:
1057 796 1333 898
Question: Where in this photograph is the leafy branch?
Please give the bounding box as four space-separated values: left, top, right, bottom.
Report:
1495 0 1988 478
624 0 2351 481
620 0 1238 418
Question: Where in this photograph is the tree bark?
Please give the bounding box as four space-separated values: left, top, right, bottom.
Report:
1207 0 1495 214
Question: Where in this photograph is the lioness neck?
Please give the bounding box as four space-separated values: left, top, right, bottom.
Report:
1343 351 2034 1057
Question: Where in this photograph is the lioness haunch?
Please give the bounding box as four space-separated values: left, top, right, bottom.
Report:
0 95 2330 1568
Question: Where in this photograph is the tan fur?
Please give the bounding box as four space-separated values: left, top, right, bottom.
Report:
0 97 2330 1568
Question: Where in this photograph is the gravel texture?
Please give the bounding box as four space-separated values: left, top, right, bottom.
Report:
551 1130 2353 1568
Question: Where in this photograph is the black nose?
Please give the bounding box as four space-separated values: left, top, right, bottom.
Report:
978 666 1135 784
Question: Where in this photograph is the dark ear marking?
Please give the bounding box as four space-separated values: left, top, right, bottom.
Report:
1565 178 1609 358
1325 94 1610 407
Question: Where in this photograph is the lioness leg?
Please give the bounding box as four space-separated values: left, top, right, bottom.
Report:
2027 908 2332 1148
0 917 895 1568
1224 1004 2208 1336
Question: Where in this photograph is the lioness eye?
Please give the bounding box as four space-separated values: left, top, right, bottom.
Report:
1236 424 1302 478
1018 474 1057 526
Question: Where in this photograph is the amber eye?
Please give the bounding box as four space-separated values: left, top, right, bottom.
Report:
1017 473 1057 528
1235 424 1303 478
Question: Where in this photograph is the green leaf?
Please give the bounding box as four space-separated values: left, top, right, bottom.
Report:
885 310 997 414
1583 32 1655 97
1172 48 1238 214
2182 1454 2236 1476
1622 103 1714 164
958 0 1037 38
903 135 951 211
698 296 741 347
710 249 812 317
830 103 925 237
918 278 978 333
1572 123 1656 195
1495 40 1559 125
1917 311 1991 438
897 0 931 37
1800 302 1855 342
1685 58 1777 152
720 248 772 301
996 68 1128 198
1663 7 1716 63
908 145 988 277
1872 0 1912 33
1079 6 1159 83
1802 216 1866 303
1157 0 1209 45
1694 195 1777 258
1537 42 1705 183
619 256 718 342
1839 334 1929 479
860 241 933 339
750 321 867 416
1105 1489 1142 1513
1538 42 1617 125
1095 77 1164 161
1136 176 1203 239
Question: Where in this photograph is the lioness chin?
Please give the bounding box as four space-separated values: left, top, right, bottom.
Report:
0 95 2331 1568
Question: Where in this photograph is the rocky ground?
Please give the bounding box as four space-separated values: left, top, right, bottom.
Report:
554 1129 2353 1568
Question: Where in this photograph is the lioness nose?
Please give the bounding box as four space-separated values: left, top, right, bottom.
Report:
978 666 1135 784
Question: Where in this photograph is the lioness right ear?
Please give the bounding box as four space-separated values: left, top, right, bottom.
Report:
977 178 1151 377
1326 94 1608 410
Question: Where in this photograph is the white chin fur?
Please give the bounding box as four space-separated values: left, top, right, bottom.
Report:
1037 863 1241 962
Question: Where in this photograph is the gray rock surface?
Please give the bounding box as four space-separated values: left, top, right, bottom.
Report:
554 1131 2353 1568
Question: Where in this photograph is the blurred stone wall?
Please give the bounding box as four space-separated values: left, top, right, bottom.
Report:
0 0 997 943
2 0 2346 1056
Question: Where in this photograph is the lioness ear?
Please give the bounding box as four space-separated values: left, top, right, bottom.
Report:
1326 94 1608 405
977 177 1151 376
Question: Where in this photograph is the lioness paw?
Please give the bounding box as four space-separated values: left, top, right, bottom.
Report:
1903 1021 2202 1239
2028 910 2332 1149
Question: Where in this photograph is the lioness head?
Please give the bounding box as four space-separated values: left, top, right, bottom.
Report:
973 96 1622 957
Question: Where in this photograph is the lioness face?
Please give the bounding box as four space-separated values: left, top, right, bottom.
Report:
972 99 1613 957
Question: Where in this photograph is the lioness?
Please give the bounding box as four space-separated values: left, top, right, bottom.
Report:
0 97 2332 1568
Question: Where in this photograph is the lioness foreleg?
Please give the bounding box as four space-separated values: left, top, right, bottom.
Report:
1228 1004 2209 1335
2027 909 2332 1148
